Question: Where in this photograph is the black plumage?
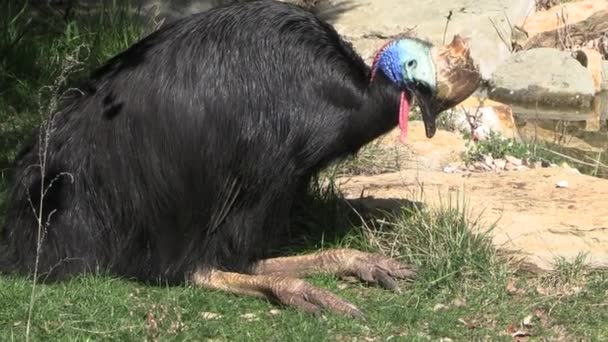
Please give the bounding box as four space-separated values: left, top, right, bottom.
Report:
0 0 406 284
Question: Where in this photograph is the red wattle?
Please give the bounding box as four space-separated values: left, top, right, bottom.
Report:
398 91 409 143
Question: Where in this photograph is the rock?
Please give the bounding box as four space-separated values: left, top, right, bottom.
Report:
505 162 516 171
523 10 608 52
443 165 461 174
326 0 535 79
556 180 569 188
573 48 604 93
494 159 507 170
474 161 492 172
517 0 608 37
505 155 523 166
489 48 595 109
449 97 519 140
484 155 494 166
603 61 608 90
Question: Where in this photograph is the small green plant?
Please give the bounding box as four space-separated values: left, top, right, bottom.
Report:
364 196 503 293
462 131 531 164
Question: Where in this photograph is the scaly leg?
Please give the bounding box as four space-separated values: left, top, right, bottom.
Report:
191 269 363 317
252 248 415 292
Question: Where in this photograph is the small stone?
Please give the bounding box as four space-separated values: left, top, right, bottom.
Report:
443 165 460 174
532 161 543 169
505 162 516 171
523 315 534 327
494 159 507 170
505 155 522 166
433 303 449 312
484 155 494 166
337 283 348 290
269 309 281 315
475 161 492 171
556 180 569 188
439 338 453 342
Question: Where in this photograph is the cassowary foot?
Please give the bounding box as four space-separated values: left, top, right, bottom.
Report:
271 278 363 317
340 251 416 293
191 270 363 318
253 248 416 293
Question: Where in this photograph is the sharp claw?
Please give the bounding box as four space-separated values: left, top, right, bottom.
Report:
349 306 366 320
372 268 399 292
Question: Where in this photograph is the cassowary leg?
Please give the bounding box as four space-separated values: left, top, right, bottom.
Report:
252 248 416 292
191 269 363 317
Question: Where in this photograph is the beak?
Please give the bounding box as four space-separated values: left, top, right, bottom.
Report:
412 85 440 138
409 35 481 139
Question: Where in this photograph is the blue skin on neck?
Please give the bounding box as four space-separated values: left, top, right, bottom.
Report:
373 39 437 91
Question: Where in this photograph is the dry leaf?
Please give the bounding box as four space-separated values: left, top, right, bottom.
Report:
451 297 467 308
507 279 525 295
458 318 477 330
240 313 259 322
200 312 221 320
535 285 549 296
512 330 531 339
433 303 449 312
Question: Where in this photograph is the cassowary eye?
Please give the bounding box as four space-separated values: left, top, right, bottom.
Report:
407 60 417 68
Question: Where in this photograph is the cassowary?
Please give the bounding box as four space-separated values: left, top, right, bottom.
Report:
0 0 479 316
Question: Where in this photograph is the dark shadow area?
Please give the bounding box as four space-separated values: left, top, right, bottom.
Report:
268 182 424 259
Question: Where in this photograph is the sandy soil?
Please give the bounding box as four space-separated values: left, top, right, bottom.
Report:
337 122 608 270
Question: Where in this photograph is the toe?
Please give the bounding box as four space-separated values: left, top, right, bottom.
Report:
374 255 416 279
275 290 321 315
305 285 364 319
372 268 400 292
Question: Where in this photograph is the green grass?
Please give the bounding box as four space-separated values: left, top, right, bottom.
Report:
1 181 607 341
1 2 608 340
0 0 150 171
462 130 567 166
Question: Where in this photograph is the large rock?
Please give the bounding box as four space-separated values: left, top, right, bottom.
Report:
517 0 608 37
489 48 596 109
323 0 535 79
573 48 604 93
603 60 608 90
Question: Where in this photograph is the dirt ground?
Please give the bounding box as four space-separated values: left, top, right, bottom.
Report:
337 122 608 270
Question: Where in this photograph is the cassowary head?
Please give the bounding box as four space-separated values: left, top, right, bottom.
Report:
371 35 481 140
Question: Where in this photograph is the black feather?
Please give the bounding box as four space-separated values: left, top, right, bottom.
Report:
0 0 402 284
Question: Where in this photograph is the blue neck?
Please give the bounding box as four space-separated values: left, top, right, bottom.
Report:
372 41 407 87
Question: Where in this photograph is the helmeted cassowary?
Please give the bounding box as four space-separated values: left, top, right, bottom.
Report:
0 0 479 316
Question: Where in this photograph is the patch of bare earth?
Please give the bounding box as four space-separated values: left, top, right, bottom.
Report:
338 122 608 270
